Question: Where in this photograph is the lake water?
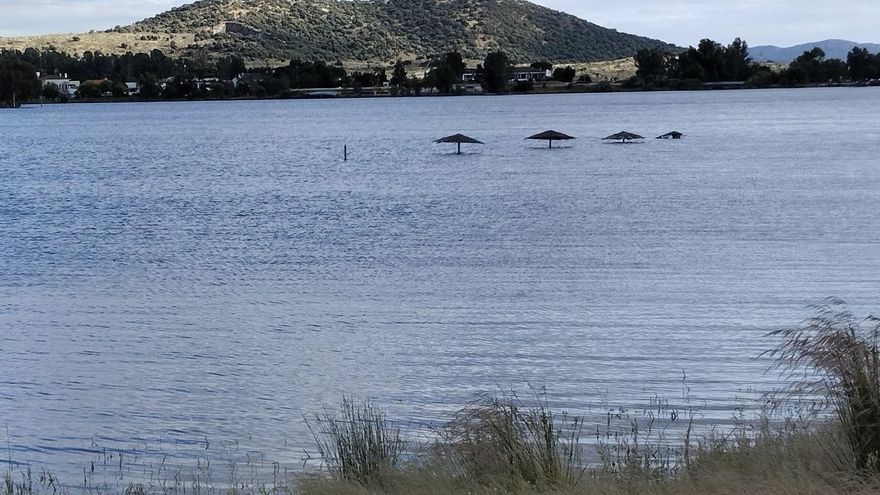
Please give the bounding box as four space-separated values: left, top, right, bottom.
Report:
1 88 879 484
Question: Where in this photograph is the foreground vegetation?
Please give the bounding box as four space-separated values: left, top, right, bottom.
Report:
4 300 880 495
301 411 867 495
298 301 880 495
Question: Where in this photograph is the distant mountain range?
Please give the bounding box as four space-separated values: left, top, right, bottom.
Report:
750 39 880 63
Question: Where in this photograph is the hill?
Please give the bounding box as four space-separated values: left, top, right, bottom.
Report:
750 39 880 63
0 0 674 65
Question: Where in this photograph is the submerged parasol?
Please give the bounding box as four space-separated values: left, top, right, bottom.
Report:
526 130 576 149
656 131 684 140
435 133 484 154
603 131 645 143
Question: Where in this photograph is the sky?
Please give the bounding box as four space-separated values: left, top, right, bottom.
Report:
0 0 877 47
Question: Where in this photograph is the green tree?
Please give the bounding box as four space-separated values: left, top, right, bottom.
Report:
427 51 466 93
351 71 376 88
138 73 161 99
0 58 39 106
785 47 833 84
408 75 423 95
668 38 758 82
481 51 511 93
822 58 848 83
275 60 347 89
188 51 213 79
847 47 876 81
390 60 408 87
161 79 181 99
512 80 534 92
870 53 880 80
696 39 725 81
722 38 752 81
111 81 128 98
530 61 553 71
552 66 576 82
263 74 290 96
42 82 60 100
670 48 703 80
217 55 246 80
745 67 775 88
77 81 103 98
634 49 667 80
98 79 114 95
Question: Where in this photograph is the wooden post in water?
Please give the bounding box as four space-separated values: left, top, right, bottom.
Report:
344 145 348 161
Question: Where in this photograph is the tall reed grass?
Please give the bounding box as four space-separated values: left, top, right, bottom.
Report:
769 298 880 473
306 397 404 486
437 392 585 489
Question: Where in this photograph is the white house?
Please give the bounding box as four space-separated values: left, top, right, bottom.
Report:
194 77 221 90
510 67 552 82
39 74 80 97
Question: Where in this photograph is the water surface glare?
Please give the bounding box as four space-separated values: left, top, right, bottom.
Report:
1 88 880 481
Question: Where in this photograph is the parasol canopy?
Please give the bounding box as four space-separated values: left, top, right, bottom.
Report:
656 131 684 140
525 130 576 148
434 134 484 154
603 131 645 142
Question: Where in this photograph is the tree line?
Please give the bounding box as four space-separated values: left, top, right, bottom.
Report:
0 46 582 104
632 38 880 89
2 39 879 106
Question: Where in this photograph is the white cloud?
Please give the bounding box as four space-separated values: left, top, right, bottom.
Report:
0 0 877 47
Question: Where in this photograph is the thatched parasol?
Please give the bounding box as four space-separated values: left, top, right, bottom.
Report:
656 131 683 140
603 131 645 143
526 130 575 149
604 131 645 142
435 133 484 154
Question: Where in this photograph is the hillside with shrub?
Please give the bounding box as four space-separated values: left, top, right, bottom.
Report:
122 0 675 63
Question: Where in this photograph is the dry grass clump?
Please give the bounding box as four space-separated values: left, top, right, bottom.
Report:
436 392 585 489
769 298 880 473
667 420 852 495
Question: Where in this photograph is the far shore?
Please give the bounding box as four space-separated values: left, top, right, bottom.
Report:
8 80 878 109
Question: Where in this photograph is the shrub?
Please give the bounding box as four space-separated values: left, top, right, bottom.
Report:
512 80 534 92
307 397 404 485
594 80 614 92
438 392 584 489
769 299 880 473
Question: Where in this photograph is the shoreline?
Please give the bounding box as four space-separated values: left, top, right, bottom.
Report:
13 81 879 107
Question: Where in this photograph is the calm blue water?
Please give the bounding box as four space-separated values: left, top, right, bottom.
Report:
1 88 879 483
